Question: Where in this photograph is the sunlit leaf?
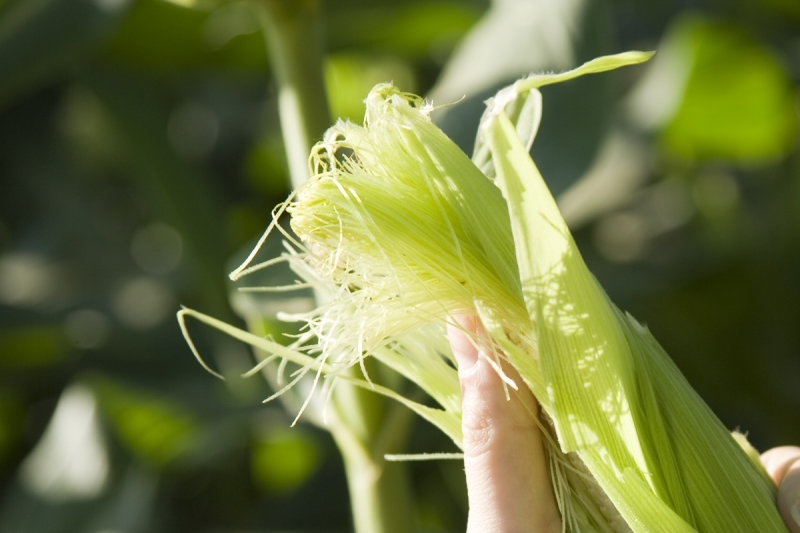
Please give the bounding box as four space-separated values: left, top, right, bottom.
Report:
662 17 796 161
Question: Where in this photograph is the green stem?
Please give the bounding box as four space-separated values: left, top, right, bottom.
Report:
340 449 415 533
259 0 330 189
328 378 416 533
257 3 416 531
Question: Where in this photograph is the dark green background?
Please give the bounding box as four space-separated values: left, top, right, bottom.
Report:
0 0 798 531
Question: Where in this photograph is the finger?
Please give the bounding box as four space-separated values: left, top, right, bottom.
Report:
762 446 800 532
448 316 561 533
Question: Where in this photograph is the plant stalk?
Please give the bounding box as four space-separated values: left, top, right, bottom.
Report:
328 383 416 533
259 0 330 189
257 3 416 531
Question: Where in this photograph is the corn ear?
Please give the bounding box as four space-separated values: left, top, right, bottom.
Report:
241 52 786 532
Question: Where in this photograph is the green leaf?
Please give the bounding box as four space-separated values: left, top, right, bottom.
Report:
91 375 201 467
342 376 462 449
251 429 320 493
660 17 796 161
0 326 69 368
474 51 653 178
485 86 786 533
325 53 415 123
488 110 651 472
327 2 480 58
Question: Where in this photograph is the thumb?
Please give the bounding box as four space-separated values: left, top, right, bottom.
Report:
448 316 561 533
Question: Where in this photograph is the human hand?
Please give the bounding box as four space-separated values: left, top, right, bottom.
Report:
761 446 800 532
448 316 562 533
449 316 800 533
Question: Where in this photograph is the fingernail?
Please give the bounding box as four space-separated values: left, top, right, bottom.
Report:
447 316 479 371
791 500 800 527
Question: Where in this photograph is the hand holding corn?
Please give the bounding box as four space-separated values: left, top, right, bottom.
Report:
204 51 795 533
452 316 800 532
450 315 562 533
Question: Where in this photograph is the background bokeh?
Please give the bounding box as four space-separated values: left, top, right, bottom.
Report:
0 0 799 531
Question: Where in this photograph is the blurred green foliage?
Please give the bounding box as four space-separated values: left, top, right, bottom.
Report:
251 428 320 494
91 375 202 467
662 16 797 161
0 326 69 367
325 54 416 122
0 0 798 531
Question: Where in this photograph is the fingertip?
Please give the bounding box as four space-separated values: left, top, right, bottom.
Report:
761 446 800 532
447 315 480 372
761 446 800 485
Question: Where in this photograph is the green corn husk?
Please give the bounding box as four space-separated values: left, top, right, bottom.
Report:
235 52 785 532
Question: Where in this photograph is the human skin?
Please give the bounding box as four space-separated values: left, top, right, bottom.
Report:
761 446 800 533
448 316 562 533
448 316 800 533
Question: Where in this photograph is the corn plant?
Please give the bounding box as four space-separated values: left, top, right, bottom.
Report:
180 49 789 532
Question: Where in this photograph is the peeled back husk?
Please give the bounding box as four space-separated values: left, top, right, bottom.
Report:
283 53 786 533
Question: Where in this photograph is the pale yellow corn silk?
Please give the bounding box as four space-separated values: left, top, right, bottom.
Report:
195 53 786 532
